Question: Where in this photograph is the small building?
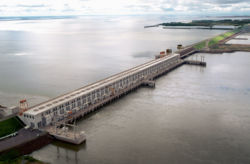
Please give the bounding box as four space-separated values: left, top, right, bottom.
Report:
10 106 19 115
166 49 172 54
177 44 183 50
0 105 7 118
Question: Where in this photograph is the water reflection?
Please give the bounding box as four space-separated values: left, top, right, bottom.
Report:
53 141 86 164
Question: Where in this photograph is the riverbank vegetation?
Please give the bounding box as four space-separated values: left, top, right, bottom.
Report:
160 19 250 27
208 31 235 46
194 41 206 50
193 30 237 50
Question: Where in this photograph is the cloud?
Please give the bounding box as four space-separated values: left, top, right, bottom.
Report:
161 7 175 12
204 0 249 4
0 0 249 16
17 4 47 8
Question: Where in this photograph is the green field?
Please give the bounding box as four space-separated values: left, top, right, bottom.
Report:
194 41 206 50
208 31 235 47
193 31 236 50
0 117 23 138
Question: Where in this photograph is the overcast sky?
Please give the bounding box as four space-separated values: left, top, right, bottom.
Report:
0 0 249 16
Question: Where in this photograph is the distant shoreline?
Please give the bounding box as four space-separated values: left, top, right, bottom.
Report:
145 19 250 30
162 27 234 30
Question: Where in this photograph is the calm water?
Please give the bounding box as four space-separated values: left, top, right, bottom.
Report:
31 51 250 164
1 16 250 163
0 15 224 106
227 34 250 44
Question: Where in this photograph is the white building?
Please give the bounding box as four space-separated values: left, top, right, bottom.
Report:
19 54 180 129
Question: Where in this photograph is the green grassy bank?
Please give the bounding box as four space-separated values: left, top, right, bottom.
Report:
0 117 24 138
194 41 206 50
193 30 237 50
208 31 235 47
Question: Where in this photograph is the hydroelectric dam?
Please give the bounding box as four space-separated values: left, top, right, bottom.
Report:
18 47 202 131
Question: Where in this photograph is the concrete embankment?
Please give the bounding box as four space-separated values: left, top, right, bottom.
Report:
0 128 53 157
200 43 250 54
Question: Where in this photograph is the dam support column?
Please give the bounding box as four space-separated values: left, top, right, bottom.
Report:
142 80 156 88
